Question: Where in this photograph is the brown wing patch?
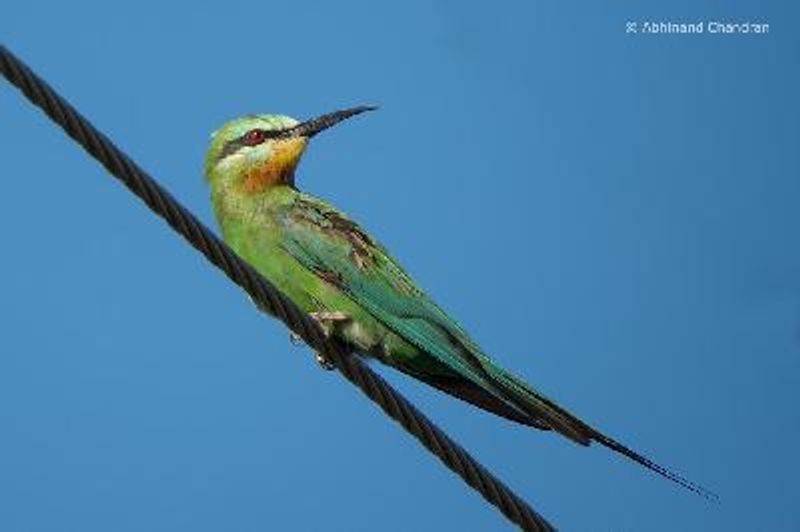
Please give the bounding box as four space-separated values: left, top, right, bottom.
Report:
327 212 375 269
288 196 423 297
316 267 345 289
292 197 376 270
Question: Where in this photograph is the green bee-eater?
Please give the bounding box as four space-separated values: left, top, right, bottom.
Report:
204 106 708 497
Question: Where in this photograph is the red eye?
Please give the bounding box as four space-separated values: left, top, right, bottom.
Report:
243 129 266 146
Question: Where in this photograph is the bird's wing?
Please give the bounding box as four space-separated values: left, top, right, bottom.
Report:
277 194 590 442
272 195 716 499
275 194 718 498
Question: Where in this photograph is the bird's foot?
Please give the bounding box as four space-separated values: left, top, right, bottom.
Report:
289 312 349 347
310 311 350 325
314 352 337 370
289 332 304 346
308 311 350 371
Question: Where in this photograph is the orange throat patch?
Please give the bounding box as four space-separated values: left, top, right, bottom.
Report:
242 138 307 193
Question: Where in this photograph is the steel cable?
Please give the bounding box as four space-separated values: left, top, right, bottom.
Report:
0 44 555 532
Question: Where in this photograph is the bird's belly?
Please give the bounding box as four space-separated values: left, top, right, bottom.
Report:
284 274 419 366
228 230 418 366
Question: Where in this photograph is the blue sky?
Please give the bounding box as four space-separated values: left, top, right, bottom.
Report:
1 2 798 530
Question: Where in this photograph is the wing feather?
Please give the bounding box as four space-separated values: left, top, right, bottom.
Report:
277 195 590 441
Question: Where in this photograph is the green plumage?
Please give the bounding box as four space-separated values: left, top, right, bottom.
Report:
204 111 711 498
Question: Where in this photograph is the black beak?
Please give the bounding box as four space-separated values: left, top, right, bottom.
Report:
286 105 378 139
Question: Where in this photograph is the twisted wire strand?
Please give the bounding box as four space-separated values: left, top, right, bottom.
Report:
0 45 555 532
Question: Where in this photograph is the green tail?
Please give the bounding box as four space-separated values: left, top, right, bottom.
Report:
482 363 717 500
265 189 715 500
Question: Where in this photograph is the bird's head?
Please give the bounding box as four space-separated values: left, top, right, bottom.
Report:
204 106 376 193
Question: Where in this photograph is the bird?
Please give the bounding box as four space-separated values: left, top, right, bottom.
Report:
204 106 712 498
